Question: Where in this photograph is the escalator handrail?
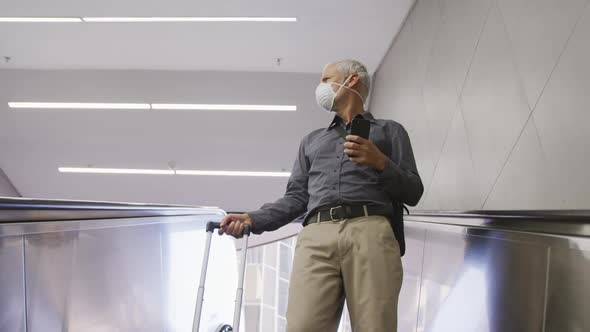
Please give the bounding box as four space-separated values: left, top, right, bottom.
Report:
0 197 224 223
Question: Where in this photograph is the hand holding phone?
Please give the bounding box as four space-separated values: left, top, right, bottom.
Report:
345 118 387 171
350 118 370 139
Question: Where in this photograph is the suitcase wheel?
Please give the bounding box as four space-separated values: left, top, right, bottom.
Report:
215 324 233 332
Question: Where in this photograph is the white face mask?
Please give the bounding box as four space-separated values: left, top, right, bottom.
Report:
315 75 365 112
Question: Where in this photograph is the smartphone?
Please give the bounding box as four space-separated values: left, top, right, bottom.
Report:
351 118 370 139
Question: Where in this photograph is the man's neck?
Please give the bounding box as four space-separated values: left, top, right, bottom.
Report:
336 100 365 125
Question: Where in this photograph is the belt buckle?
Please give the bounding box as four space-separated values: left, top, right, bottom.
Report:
329 206 342 221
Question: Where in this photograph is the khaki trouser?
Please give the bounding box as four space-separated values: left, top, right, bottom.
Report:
286 215 403 332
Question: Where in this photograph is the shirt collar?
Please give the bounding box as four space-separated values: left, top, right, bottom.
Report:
327 111 377 131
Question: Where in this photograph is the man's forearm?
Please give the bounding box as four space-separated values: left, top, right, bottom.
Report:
378 157 424 206
248 194 308 234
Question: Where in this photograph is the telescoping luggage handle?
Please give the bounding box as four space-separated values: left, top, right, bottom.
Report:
193 221 251 332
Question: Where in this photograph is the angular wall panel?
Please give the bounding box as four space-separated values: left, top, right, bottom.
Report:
408 0 443 88
460 4 532 200
497 0 588 109
428 109 483 210
533 3 590 208
371 0 440 196
422 0 491 165
371 0 590 210
484 119 556 209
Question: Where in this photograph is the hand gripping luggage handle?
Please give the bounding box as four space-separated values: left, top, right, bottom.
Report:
205 221 252 235
193 221 251 332
206 221 221 232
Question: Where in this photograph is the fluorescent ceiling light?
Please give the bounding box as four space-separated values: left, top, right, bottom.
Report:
151 104 297 111
82 17 297 23
8 102 151 109
0 17 296 23
0 17 82 23
176 170 291 177
59 167 174 175
59 167 291 177
9 102 296 112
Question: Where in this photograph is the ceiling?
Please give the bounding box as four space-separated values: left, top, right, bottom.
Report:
0 0 413 212
0 70 332 211
0 0 412 73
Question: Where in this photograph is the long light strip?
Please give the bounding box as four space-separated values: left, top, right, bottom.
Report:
59 167 291 177
8 102 296 112
0 17 296 23
59 167 174 175
9 102 150 109
0 17 82 23
176 170 290 177
151 104 297 111
82 17 297 23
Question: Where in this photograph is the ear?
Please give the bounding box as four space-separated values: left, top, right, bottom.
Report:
347 73 361 88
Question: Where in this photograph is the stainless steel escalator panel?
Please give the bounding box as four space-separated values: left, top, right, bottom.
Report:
456 227 590 332
408 224 550 332
543 239 590 332
398 226 426 332
0 209 224 238
3 197 589 332
0 236 26 332
17 215 237 332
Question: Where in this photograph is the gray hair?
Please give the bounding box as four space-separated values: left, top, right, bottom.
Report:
332 59 371 98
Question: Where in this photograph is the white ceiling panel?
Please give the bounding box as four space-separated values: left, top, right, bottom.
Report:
0 0 413 73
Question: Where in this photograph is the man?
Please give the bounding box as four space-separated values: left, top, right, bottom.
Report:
219 59 423 331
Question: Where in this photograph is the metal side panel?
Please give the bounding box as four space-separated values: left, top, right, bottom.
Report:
399 225 426 332
415 225 550 332
0 236 26 332
22 214 237 332
544 237 590 332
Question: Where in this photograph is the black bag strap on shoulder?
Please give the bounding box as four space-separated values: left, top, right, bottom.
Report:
403 204 410 215
391 201 407 257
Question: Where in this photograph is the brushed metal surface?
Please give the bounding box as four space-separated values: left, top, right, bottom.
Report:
401 221 590 332
543 238 590 332
407 214 590 238
0 197 223 223
0 211 225 238
0 236 26 332
2 199 589 332
2 214 236 332
399 226 426 332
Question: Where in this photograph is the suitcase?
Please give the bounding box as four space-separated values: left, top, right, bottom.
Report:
192 221 251 332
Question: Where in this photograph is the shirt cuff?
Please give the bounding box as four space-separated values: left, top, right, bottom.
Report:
246 210 268 235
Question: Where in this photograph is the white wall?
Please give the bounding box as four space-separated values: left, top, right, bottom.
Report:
0 168 20 197
370 0 590 210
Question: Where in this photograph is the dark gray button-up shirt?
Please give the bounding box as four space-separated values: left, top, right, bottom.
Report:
248 112 423 234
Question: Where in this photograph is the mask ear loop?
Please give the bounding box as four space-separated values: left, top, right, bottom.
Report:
346 87 365 103
342 74 366 103
330 75 354 111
